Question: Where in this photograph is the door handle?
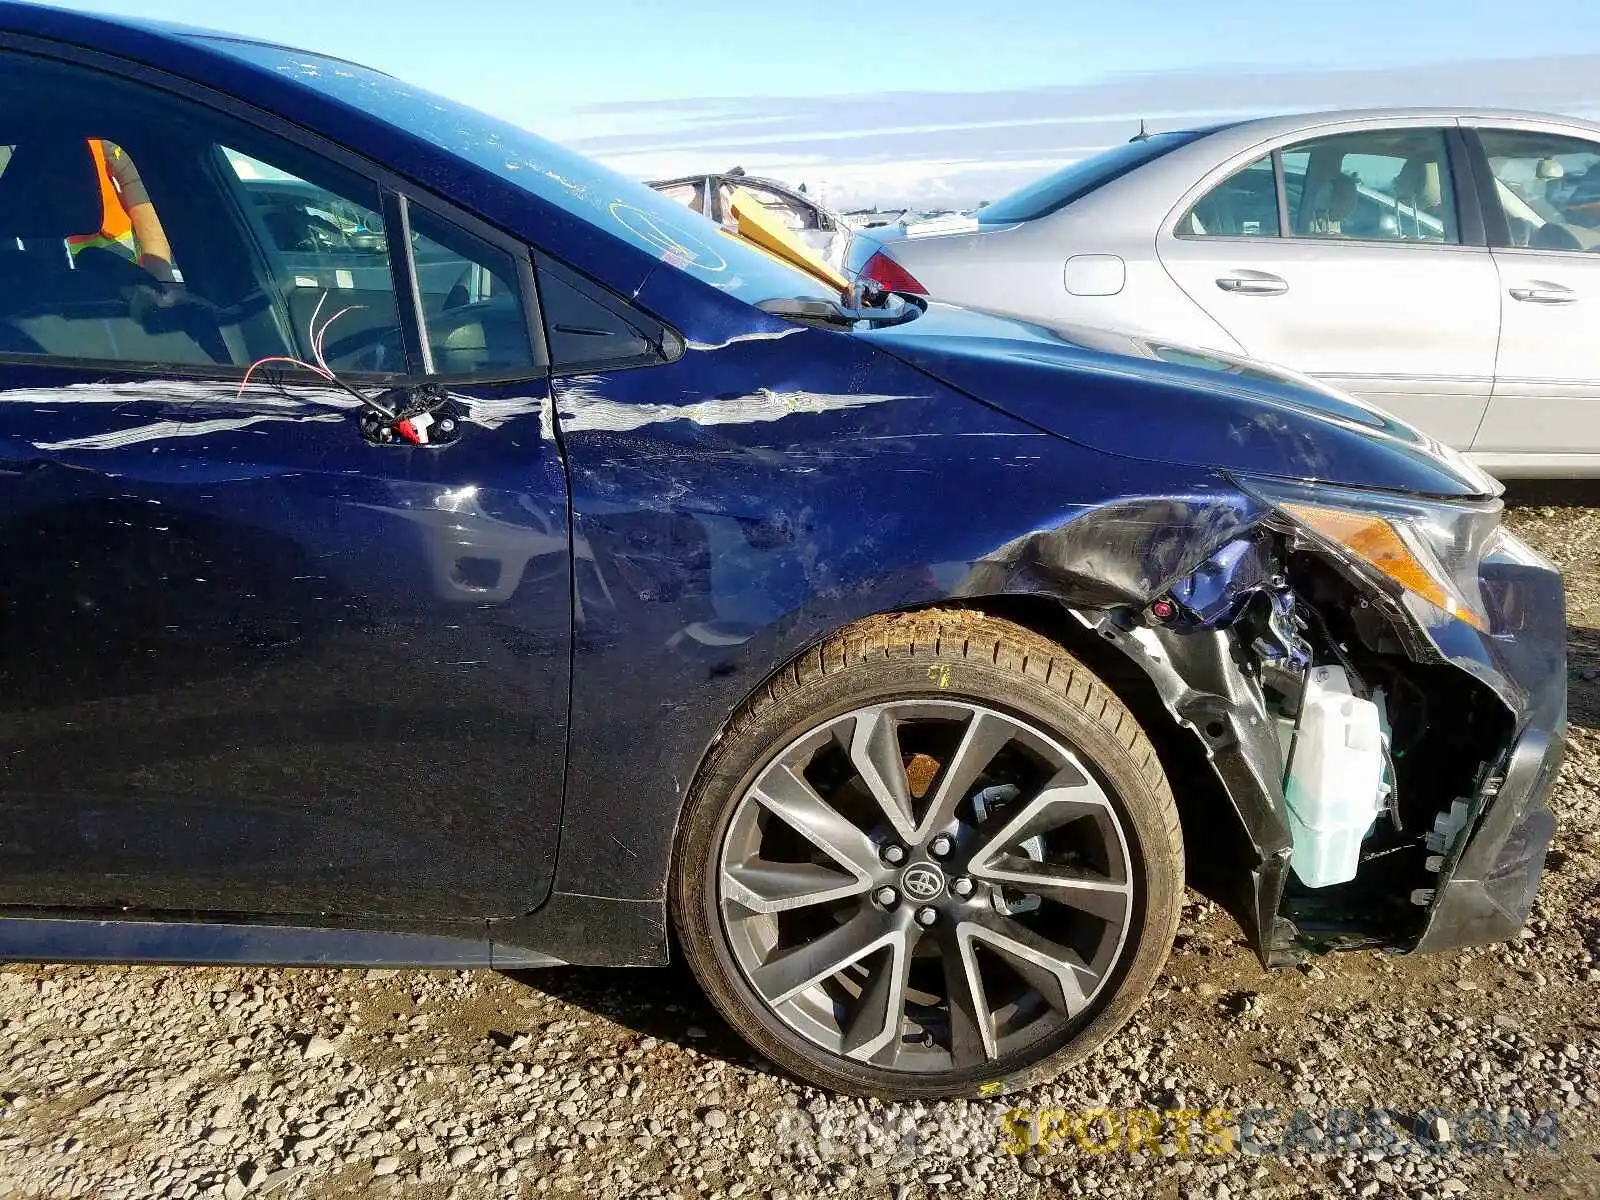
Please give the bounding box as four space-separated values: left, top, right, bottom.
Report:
1216 271 1288 296
1508 283 1577 305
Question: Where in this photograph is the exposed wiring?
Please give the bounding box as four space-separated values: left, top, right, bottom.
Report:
237 289 396 419
237 355 333 397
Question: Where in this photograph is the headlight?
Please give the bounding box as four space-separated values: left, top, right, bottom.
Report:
1237 476 1502 633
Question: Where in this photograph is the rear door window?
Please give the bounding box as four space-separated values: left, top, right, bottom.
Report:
1179 155 1279 237
980 130 1207 223
1281 129 1459 244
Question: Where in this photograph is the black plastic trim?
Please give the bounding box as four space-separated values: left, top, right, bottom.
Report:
1446 125 1489 248
384 190 433 375
1457 126 1514 249
0 915 566 968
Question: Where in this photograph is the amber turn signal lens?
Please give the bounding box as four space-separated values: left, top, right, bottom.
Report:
1281 502 1488 632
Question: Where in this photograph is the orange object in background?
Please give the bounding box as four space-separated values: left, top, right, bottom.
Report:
724 186 851 297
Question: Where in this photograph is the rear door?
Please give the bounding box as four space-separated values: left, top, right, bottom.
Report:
1467 122 1600 460
1158 121 1501 448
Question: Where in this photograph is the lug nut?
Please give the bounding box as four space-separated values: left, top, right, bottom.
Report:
915 906 939 928
874 887 899 907
880 844 907 866
928 834 954 859
951 877 975 898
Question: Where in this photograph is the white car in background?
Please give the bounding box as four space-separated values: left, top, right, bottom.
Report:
847 108 1600 477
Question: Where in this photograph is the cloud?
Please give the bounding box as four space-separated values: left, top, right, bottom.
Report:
546 55 1600 209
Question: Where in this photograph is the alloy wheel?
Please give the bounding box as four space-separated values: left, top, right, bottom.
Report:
717 700 1135 1072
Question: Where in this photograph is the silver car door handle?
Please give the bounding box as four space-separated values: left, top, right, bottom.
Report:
1216 272 1288 296
1508 283 1577 305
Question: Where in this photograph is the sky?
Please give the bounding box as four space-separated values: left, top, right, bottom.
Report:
53 0 1600 209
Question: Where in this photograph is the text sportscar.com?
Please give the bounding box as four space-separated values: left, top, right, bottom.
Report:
771 1105 1564 1163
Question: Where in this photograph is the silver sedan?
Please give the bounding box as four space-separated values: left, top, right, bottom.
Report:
847 109 1600 477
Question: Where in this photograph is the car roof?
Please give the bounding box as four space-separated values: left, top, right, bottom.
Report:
0 2 305 71
1196 107 1600 144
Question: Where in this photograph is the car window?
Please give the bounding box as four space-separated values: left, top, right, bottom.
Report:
408 206 535 375
0 62 261 368
1281 129 1458 244
535 254 657 372
979 130 1209 223
1179 155 1279 237
0 49 534 379
1476 129 1600 252
201 37 842 307
224 150 535 376
222 147 405 373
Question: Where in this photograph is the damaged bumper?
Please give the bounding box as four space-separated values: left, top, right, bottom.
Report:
1079 496 1565 966
1410 535 1566 954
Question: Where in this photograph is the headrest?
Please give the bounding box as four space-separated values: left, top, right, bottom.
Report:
1395 157 1443 210
1327 174 1358 221
0 139 104 239
1536 156 1565 181
1306 174 1358 229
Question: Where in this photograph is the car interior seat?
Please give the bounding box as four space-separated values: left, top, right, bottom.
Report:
1305 173 1357 236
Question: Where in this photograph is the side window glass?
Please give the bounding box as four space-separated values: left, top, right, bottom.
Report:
226 151 537 377
535 255 657 372
0 50 534 378
407 206 536 375
1180 156 1278 237
1283 129 1459 244
223 148 405 374
1477 129 1600 252
0 119 239 366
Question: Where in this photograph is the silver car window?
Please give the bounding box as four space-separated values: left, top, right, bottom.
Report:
1281 129 1458 244
1179 155 1278 237
979 130 1207 223
1477 129 1600 251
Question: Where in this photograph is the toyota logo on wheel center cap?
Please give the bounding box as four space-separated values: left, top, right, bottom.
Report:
901 863 946 901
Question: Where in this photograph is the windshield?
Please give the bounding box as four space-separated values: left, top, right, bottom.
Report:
193 37 839 305
979 131 1207 223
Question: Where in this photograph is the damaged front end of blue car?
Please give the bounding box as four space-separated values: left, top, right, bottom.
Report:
1048 480 1563 967
860 306 1565 969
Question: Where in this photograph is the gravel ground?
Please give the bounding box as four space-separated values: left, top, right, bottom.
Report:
1 494 1597 1200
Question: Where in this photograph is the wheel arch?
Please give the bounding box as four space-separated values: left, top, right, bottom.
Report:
665 590 1269 957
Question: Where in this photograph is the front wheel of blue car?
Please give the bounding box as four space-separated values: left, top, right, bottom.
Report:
671 609 1185 1099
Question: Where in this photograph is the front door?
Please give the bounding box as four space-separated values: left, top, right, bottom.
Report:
1468 123 1600 462
1159 123 1501 448
0 48 570 921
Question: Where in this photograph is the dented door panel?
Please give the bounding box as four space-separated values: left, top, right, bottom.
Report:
0 364 571 920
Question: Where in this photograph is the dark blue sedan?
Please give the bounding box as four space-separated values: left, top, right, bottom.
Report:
0 3 1566 1099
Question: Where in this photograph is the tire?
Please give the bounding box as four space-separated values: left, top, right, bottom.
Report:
671 608 1184 1099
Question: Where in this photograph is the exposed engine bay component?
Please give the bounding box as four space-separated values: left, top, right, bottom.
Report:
1077 497 1541 963
1425 799 1473 871
1277 665 1390 889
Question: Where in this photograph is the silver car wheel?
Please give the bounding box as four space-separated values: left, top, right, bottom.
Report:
717 700 1134 1072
